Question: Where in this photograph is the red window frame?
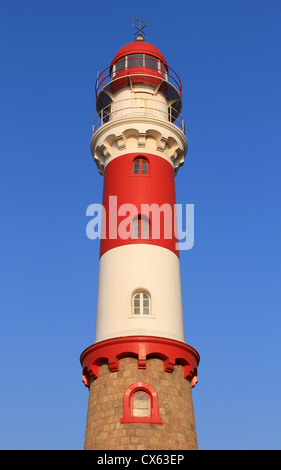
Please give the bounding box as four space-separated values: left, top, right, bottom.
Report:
133 158 149 175
121 382 162 424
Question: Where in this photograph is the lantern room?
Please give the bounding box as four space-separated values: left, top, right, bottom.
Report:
94 37 184 133
110 38 169 91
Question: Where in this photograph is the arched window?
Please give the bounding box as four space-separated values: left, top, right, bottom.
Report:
133 216 149 239
133 291 150 316
133 158 149 175
132 391 150 417
121 382 162 424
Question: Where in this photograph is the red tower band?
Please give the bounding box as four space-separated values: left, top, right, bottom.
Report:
100 152 178 257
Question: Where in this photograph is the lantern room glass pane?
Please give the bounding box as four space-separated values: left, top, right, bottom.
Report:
115 58 126 72
128 54 144 67
144 54 157 70
132 392 150 417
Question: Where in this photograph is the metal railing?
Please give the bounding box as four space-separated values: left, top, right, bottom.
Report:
92 98 185 134
95 56 182 100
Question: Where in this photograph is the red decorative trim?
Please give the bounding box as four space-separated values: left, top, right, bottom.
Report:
121 382 162 424
80 336 199 389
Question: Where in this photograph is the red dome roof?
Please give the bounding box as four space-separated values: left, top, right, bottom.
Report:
111 41 167 67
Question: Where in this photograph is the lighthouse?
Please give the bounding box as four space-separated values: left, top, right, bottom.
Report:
81 26 200 451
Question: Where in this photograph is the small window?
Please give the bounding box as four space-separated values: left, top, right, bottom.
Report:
132 291 151 316
132 391 150 417
121 382 162 424
133 217 149 239
133 158 149 175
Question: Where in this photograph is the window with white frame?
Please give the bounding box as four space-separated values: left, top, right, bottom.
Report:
132 291 151 316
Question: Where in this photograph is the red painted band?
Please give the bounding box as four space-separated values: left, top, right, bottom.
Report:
80 335 200 389
100 153 179 258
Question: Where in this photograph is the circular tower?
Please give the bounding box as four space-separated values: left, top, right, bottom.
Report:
81 33 200 451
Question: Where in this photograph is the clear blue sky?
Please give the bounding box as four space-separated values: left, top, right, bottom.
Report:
1 0 280 450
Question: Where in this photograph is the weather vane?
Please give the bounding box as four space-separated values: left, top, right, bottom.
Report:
132 17 148 41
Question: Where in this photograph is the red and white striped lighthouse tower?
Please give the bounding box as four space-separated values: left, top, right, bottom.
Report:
81 26 200 450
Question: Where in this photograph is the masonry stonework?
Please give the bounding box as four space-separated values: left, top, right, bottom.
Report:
84 357 198 450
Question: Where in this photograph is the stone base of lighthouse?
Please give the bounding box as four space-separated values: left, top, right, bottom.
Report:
81 337 199 450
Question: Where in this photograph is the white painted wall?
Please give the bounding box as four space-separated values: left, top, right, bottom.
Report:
94 244 185 343
110 86 168 122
